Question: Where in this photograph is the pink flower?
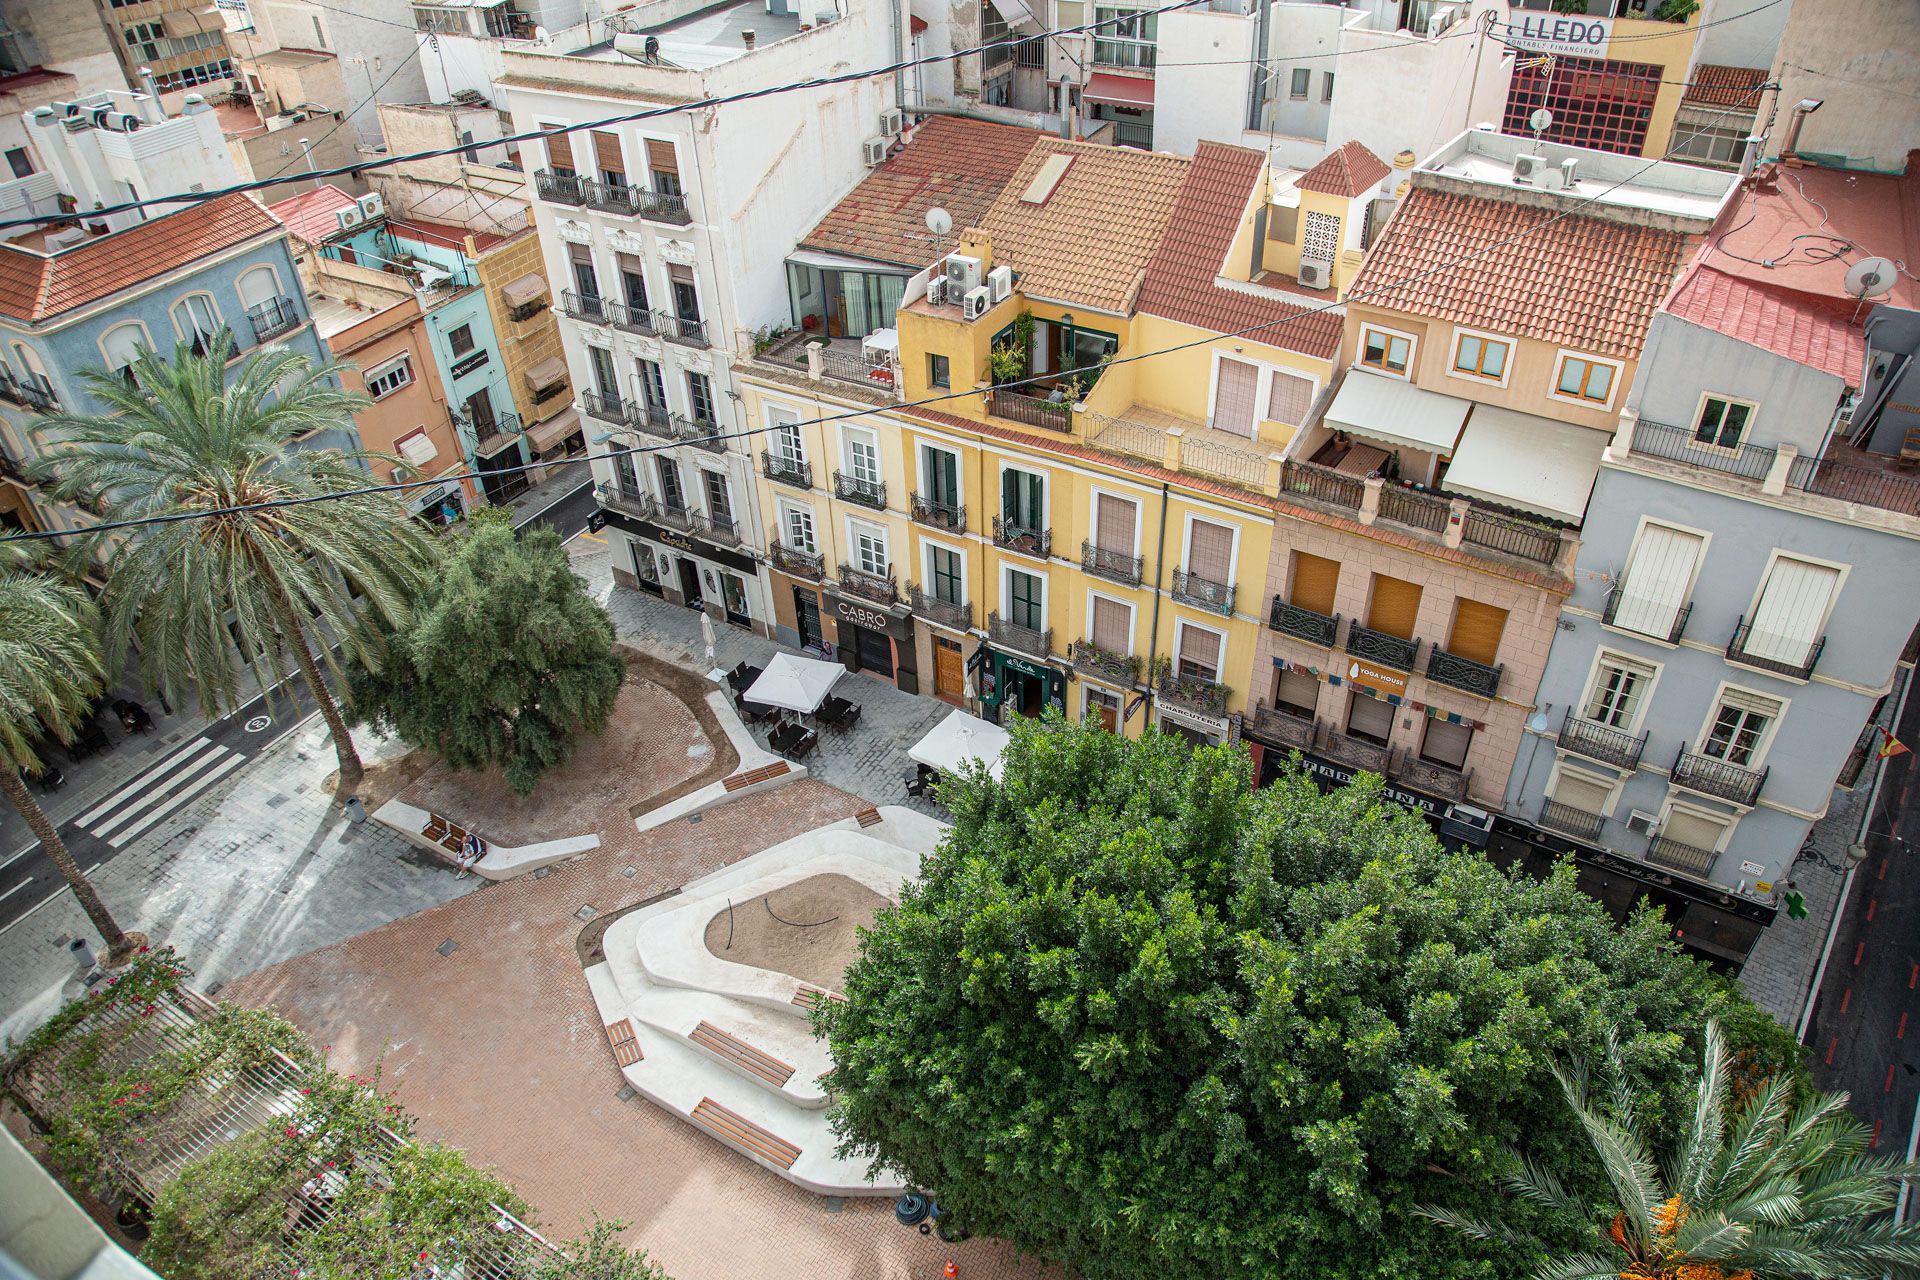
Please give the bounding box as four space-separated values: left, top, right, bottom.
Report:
137 945 151 954
286 1127 298 1138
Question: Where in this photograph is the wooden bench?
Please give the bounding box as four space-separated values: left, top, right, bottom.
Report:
605 1019 642 1067
690 1097 800 1169
688 1020 795 1087
722 761 791 793
420 813 476 856
854 806 883 828
790 984 847 1012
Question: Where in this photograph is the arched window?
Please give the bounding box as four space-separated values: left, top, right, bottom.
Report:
171 293 222 357
99 321 150 386
236 265 294 342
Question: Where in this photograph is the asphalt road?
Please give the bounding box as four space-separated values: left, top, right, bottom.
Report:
1805 682 1920 1170
513 477 596 542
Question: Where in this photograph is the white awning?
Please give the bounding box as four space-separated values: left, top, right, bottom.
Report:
1323 369 1470 456
744 653 844 713
1444 404 1609 524
909 710 1010 780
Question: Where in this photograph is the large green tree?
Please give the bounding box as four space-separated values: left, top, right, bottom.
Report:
823 720 1802 1280
348 514 623 795
35 334 439 797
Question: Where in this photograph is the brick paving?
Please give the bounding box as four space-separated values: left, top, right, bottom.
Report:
224 781 1064 1280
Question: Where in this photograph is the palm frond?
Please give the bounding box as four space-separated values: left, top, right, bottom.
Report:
1672 1017 1731 1200
1411 1204 1545 1253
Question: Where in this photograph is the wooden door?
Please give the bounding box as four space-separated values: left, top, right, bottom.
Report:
934 638 965 703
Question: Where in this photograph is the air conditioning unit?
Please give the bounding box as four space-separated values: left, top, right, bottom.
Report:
1297 257 1332 290
926 275 950 306
334 206 364 232
1559 157 1580 188
1625 809 1659 837
944 252 982 293
962 284 991 320
357 192 386 219
861 135 888 167
1511 153 1546 184
89 105 111 129
986 264 1012 303
109 112 142 132
878 106 904 137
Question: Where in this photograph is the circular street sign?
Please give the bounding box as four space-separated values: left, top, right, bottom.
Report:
245 715 271 733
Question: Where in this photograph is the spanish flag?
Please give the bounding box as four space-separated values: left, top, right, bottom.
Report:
1880 727 1911 759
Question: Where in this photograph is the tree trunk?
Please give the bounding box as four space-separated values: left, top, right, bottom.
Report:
257 564 363 800
0 765 134 960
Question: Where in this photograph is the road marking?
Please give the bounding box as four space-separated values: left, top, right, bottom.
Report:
578 531 607 544
0 844 34 872
1842 987 1853 1014
1889 1063 1899 1094
76 737 221 828
1826 1036 1838 1064
1869 898 1880 921
90 744 232 840
1912 962 1918 990
1900 1012 1909 1040
0 875 36 904
1856 941 1867 966
106 752 246 848
1874 1118 1884 1148
1882 858 1891 881
0 862 98 935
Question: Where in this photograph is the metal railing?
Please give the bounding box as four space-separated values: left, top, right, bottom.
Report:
1558 709 1647 770
1603 582 1692 644
1082 540 1144 587
580 389 629 425
629 399 675 438
1540 800 1604 842
834 470 886 510
561 289 610 324
1092 39 1157 69
1346 622 1418 672
1726 614 1824 680
1425 644 1503 698
761 450 812 489
608 298 655 334
1318 725 1390 774
1378 484 1451 534
635 189 691 225
463 410 521 457
837 562 897 604
245 296 301 342
1395 752 1472 802
699 508 740 544
585 177 642 214
1268 598 1340 647
1181 435 1267 492
534 169 586 204
994 517 1051 559
674 412 726 453
1459 507 1561 565
0 369 54 411
909 586 972 631
1630 415 1778 481
1248 703 1314 751
1280 459 1365 511
642 493 696 530
1647 835 1716 876
1788 454 1920 517
1069 638 1141 686
596 478 651 520
655 311 708 348
1172 569 1235 616
1156 669 1228 718
819 344 897 391
768 540 824 579
988 611 1052 658
911 493 966 532
1672 745 1768 807
1107 119 1155 150
989 388 1074 432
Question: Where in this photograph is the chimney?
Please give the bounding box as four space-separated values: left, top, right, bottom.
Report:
741 28 755 49
956 226 992 273
137 67 165 121
1058 74 1072 139
1780 98 1822 162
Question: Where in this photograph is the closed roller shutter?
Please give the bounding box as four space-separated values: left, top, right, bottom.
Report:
592 130 624 176
1267 371 1314 426
1092 596 1131 654
1187 520 1233 583
1290 552 1339 615
1095 493 1137 554
543 131 575 173
668 262 695 286
1179 625 1221 676
646 137 678 175
1615 524 1704 638
1421 718 1472 768
1447 599 1508 665
1551 769 1611 815
1661 808 1726 854
1744 557 1839 666
1368 574 1422 639
1212 358 1259 437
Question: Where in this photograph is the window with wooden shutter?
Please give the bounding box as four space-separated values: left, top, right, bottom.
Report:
1177 624 1221 679
592 130 624 180
1186 520 1233 585
1211 358 1259 437
1289 552 1339 615
1446 599 1508 665
668 262 694 286
1346 692 1392 743
1092 596 1130 654
1267 371 1313 426
1744 556 1840 667
542 129 574 175
1095 493 1136 554
645 137 678 175
1367 574 1422 639
1550 769 1611 816
1420 718 1472 768
1661 808 1727 855
1274 668 1317 716
1614 523 1704 639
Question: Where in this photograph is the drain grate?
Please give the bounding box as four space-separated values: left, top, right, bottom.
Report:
615 1083 637 1103
685 813 703 825
575 905 597 921
436 938 459 957
532 867 553 879
622 866 637 878
266 793 291 809
204 980 225 996
824 1197 845 1213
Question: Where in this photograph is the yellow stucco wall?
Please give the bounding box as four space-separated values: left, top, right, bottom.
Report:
1607 15 1702 159
474 221 570 430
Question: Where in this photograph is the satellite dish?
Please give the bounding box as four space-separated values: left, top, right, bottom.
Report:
925 207 952 235
1528 107 1553 136
1845 256 1897 300
533 24 548 38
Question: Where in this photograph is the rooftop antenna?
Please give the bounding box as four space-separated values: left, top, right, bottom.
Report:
1845 255 1897 321
1528 107 1553 142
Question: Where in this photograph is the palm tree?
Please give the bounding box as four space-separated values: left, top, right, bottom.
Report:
0 567 136 960
1419 1020 1920 1280
35 332 440 798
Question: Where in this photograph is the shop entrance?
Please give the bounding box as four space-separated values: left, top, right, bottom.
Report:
676 558 703 611
794 588 822 650
843 621 894 678
933 636 965 703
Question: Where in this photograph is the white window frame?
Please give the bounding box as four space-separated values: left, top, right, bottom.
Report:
1087 482 1144 555
779 499 817 553
1738 549 1849 669
363 355 413 400
999 460 1049 528
1577 648 1662 735
1204 350 1320 432
1179 512 1241 588
847 516 889 576
1445 326 1514 388
764 402 807 462
841 424 882 485
1173 617 1227 681
1357 323 1417 379
1610 515 1713 646
1288 67 1310 99
1000 560 1049 631
918 440 963 505
1694 682 1788 770
1655 798 1736 857
1691 391 1759 451
1084 587 1137 657
98 320 152 372
1544 758 1622 818
920 537 967 607
1548 348 1624 410
170 292 223 345
236 263 284 311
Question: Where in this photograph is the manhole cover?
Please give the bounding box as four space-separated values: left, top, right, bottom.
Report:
245 715 272 733
615 1084 637 1102
575 905 597 921
533 867 553 879
622 866 637 878
824 1197 845 1213
685 813 703 825
436 939 459 957
204 980 224 996
266 793 290 809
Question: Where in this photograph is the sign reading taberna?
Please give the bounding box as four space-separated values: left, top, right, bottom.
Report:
1503 9 1612 59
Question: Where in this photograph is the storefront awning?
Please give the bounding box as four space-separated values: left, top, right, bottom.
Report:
501 272 548 309
522 354 566 392
1323 369 1470 456
1444 404 1608 524
525 406 579 454
1084 72 1155 110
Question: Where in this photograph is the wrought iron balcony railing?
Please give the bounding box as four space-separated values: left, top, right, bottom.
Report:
636 189 690 225
760 451 812 489
1425 644 1503 698
768 540 824 580
629 399 674 438
988 611 1052 658
534 169 586 205
1672 745 1768 808
1394 752 1472 803
1069 639 1140 686
1647 835 1716 877
1268 597 1340 647
580 390 629 425
1346 622 1418 673
585 178 641 214
1726 615 1825 681
0 370 55 411
1540 800 1604 843
1603 582 1692 645
910 493 966 532
993 517 1051 560
655 312 708 348
1156 668 1229 719
1558 709 1647 771
246 296 301 343
834 470 887 510
596 479 651 520
674 413 726 453
909 586 972 631
1317 726 1390 774
1081 540 1143 587
560 290 610 324
837 562 897 604
1171 569 1235 617
608 299 655 335
1248 703 1314 751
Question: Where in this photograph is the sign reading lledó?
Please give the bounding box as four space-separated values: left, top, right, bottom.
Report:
1502 10 1613 59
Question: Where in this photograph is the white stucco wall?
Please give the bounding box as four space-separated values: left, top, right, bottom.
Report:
1692 0 1789 72
1766 0 1920 172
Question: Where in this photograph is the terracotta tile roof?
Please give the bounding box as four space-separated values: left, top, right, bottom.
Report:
1136 142 1342 360
1349 186 1689 360
978 137 1190 314
266 184 359 246
1683 64 1769 110
1665 263 1863 384
0 194 282 324
1297 140 1391 198
800 116 1048 269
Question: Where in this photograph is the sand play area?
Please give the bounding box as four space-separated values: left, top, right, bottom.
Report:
701 873 889 992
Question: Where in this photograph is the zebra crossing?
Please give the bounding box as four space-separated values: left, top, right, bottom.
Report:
72 736 249 849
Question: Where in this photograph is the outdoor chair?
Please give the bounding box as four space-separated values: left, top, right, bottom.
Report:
904 766 926 798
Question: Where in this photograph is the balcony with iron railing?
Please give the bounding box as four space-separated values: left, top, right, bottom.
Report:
674 413 726 453
1647 835 1717 877
655 311 707 348
1155 662 1229 719
988 388 1074 432
1268 597 1340 647
837 562 897 604
461 410 522 458
1275 454 1564 568
1672 745 1768 808
1725 615 1824 681
761 450 812 489
1558 709 1647 771
629 399 674 439
584 177 643 215
596 477 651 520
911 493 965 533
1395 751 1472 803
560 289 610 324
246 296 302 343
0 448 24 482
994 517 1051 560
634 188 690 226
1540 800 1604 842
1602 582 1692 645
0 369 55 411
909 586 972 631
1317 724 1390 774
1345 623 1419 673
988 611 1052 658
1629 416 1920 521
607 299 655 335
1248 702 1314 751
1171 569 1235 617
1081 540 1143 587
768 540 824 580
1425 644 1503 698
1069 638 1141 687
581 389 629 425
534 169 586 205
818 343 898 392
834 470 886 510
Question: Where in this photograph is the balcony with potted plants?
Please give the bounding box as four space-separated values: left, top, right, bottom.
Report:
1069 638 1140 687
760 450 811 490
1152 657 1228 719
834 470 886 511
768 540 824 580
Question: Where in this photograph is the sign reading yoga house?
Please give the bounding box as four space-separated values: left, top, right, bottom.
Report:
1502 9 1612 59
